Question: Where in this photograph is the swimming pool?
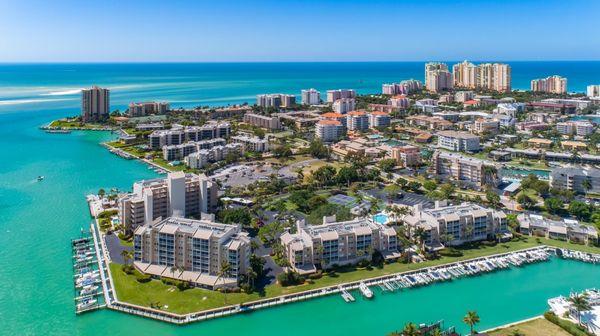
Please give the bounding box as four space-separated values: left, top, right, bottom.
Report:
373 213 389 225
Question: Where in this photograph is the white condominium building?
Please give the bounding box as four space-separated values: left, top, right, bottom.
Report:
230 135 269 152
162 138 227 161
404 202 509 250
133 216 251 289
256 94 296 108
587 85 600 98
128 101 169 117
326 89 356 103
452 61 511 92
494 103 525 117
432 150 497 187
184 143 244 169
382 80 423 95
149 123 230 150
518 214 598 245
243 113 282 130
425 62 453 93
301 88 321 105
556 121 594 136
332 98 356 114
550 167 600 194
81 86 110 122
280 217 400 274
531 75 567 94
436 131 481 152
368 111 391 128
346 111 369 131
118 172 218 231
315 120 346 142
473 118 500 134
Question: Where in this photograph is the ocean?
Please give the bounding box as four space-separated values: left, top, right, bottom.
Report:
1 62 599 336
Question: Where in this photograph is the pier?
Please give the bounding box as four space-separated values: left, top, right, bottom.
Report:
71 230 105 314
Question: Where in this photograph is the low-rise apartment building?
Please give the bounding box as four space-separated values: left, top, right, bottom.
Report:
391 145 421 167
162 138 226 161
133 216 251 289
149 123 230 150
184 143 244 169
556 121 595 136
518 214 597 245
431 150 497 188
406 115 453 130
404 202 510 250
231 135 269 152
243 113 282 130
279 217 400 274
436 131 481 152
118 172 218 231
550 167 600 194
315 120 346 142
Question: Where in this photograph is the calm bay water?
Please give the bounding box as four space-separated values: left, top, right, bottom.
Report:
1 62 599 335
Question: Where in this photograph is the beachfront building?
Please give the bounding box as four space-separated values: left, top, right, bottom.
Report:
256 94 296 108
243 113 282 130
550 167 600 194
391 145 421 167
425 62 453 93
231 135 269 152
346 111 369 132
118 172 218 231
301 88 321 105
588 85 600 98
127 101 169 117
148 123 231 150
431 150 498 188
133 216 251 289
404 202 510 250
556 121 595 136
316 120 346 142
382 80 422 95
531 76 567 94
326 89 356 103
368 111 391 129
518 214 598 245
162 138 227 161
279 217 400 274
332 98 356 114
81 86 110 122
436 131 481 152
452 61 511 92
184 143 244 169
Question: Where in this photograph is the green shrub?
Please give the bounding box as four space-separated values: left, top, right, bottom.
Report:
121 264 135 274
544 312 595 336
438 248 463 257
135 273 151 283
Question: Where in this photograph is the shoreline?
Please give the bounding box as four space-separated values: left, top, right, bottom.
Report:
91 221 563 326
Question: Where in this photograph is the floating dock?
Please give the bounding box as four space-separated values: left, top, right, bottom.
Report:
71 229 105 314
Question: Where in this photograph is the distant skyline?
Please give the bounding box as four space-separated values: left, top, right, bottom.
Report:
0 0 598 62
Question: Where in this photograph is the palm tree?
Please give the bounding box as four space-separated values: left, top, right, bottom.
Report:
463 310 480 335
413 227 427 252
582 178 592 194
216 260 232 304
401 322 420 336
120 250 131 266
430 328 443 336
568 293 591 325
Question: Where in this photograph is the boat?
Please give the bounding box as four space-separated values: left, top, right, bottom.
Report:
37 176 44 181
80 285 97 296
359 282 373 299
77 298 97 310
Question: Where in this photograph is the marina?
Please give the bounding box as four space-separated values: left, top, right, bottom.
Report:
71 232 104 314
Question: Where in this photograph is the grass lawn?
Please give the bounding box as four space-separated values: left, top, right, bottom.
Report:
109 235 600 315
49 119 108 129
488 317 570 336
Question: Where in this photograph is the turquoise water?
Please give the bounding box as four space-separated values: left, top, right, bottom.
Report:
501 168 550 180
1 63 600 335
571 115 600 124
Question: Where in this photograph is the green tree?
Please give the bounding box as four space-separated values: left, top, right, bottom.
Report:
516 193 535 209
568 293 591 325
544 197 564 214
485 188 501 207
216 261 232 304
423 180 438 192
440 183 456 199
401 322 420 336
462 310 480 335
378 158 397 173
568 200 592 221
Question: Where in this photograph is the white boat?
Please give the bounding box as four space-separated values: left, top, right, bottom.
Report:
37 176 44 181
80 285 97 296
77 298 97 310
359 283 373 299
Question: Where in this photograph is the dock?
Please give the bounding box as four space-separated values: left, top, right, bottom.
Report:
71 230 105 314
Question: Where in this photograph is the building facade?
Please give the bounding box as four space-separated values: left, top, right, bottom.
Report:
301 88 321 105
230 135 269 152
432 150 497 187
128 101 169 117
531 76 567 94
81 86 110 122
425 62 453 93
133 216 251 289
326 89 356 103
332 98 356 114
118 172 218 231
436 131 481 152
346 111 369 131
243 113 282 130
279 218 400 274
315 120 346 142
550 167 600 194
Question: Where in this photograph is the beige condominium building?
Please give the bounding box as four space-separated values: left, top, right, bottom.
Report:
280 217 401 275
452 61 512 93
81 86 110 122
425 62 453 93
404 201 510 250
133 216 251 289
118 172 218 231
432 150 498 188
531 75 567 94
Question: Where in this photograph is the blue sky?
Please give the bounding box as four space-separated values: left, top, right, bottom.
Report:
0 0 598 62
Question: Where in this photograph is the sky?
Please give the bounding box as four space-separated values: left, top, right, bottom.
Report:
0 0 598 62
